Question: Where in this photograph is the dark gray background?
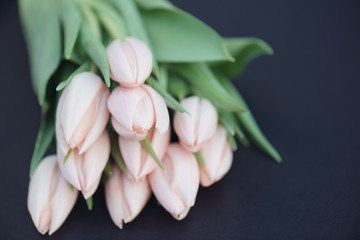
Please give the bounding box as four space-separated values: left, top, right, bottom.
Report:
1 0 359 239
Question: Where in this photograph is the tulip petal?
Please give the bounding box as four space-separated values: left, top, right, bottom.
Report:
196 98 218 145
111 117 147 141
57 146 81 190
56 89 69 154
118 136 143 181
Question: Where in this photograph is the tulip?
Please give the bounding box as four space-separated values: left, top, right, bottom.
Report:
119 127 171 182
108 85 169 141
173 96 218 152
56 72 110 155
199 126 233 187
105 165 151 229
27 155 78 235
149 143 199 220
107 37 152 87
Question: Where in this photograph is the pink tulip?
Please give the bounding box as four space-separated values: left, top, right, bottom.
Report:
199 126 233 187
174 96 218 152
119 127 171 181
108 85 169 141
149 143 199 220
27 155 78 235
107 37 152 87
57 130 110 199
56 72 110 155
105 165 151 229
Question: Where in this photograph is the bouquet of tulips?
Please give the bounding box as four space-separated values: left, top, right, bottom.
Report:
19 0 281 235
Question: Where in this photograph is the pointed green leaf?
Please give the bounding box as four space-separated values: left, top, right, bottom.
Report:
80 25 110 86
56 61 91 91
19 0 62 105
135 0 174 10
86 197 93 210
168 73 190 101
194 151 205 168
63 148 73 164
109 129 127 174
80 2 102 40
141 137 164 169
213 37 273 78
172 63 247 112
141 8 233 63
62 0 82 59
227 133 238 151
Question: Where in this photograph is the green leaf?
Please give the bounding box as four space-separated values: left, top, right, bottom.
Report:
61 0 82 59
194 151 205 168
213 38 273 78
80 2 102 40
141 8 233 63
221 79 282 162
29 104 55 178
141 137 164 169
63 148 73 164
110 0 160 77
227 133 238 151
56 61 91 91
80 25 110 86
109 129 127 174
19 0 62 105
86 197 93 210
171 63 248 112
135 0 174 10
102 161 113 183
168 73 190 101
147 77 189 115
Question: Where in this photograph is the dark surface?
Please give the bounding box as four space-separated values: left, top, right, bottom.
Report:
1 0 360 239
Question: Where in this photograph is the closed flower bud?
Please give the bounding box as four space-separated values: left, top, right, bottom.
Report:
107 37 152 87
27 155 78 235
105 165 151 229
56 72 110 155
199 126 233 187
119 127 171 182
108 85 169 141
149 143 199 220
57 130 110 199
174 96 218 152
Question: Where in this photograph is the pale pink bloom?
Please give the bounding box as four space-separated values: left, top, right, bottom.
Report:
199 126 233 187
105 165 151 229
149 143 199 220
107 37 152 87
174 96 218 152
56 72 110 155
119 127 171 182
57 130 110 199
108 85 169 141
27 155 78 235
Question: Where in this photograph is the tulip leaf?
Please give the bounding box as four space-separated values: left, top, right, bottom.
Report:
102 161 113 183
110 0 160 77
63 148 73 164
227 133 238 151
62 0 82 59
168 73 191 101
135 0 174 10
109 129 127 174
56 61 91 91
80 24 110 87
141 137 165 169
86 197 93 210
172 63 248 112
194 151 205 168
220 79 282 162
19 0 62 105
147 77 190 115
212 38 273 78
29 104 56 178
141 8 233 63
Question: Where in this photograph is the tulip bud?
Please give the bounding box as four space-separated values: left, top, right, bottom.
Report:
56 72 110 155
199 126 233 187
107 37 152 87
105 165 151 229
108 85 169 141
119 127 171 182
57 130 110 199
27 155 78 235
174 96 218 152
149 143 199 220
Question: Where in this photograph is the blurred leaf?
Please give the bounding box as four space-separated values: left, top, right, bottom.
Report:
56 61 90 91
172 63 247 112
141 8 233 63
80 25 110 86
168 73 190 101
212 38 273 78
194 151 205 168
61 0 81 59
19 0 62 105
227 133 238 151
86 197 93 210
141 137 164 169
80 2 102 40
135 0 174 10
109 129 127 174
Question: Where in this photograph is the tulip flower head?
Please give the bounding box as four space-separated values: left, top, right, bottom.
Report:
149 143 200 220
174 96 218 152
199 126 233 187
105 165 151 229
107 37 153 87
108 85 169 141
119 127 171 182
27 155 78 235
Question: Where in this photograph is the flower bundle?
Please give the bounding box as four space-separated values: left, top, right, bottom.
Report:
19 0 281 235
